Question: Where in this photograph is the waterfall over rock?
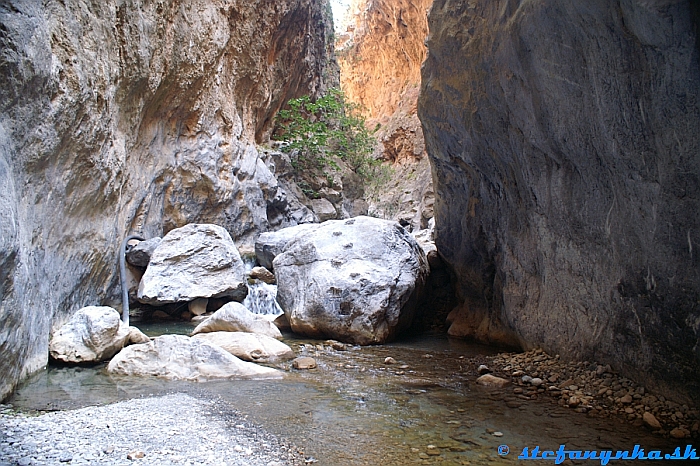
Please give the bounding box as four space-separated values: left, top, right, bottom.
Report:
243 282 284 317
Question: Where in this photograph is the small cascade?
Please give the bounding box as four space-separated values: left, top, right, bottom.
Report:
244 282 284 316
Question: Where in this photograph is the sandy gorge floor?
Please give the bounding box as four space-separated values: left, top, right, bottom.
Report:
4 324 690 466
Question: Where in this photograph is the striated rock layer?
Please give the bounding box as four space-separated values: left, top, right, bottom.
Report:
419 0 700 403
0 0 337 400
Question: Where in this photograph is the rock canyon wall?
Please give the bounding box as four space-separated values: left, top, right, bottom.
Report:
0 0 337 400
419 0 700 402
337 0 434 230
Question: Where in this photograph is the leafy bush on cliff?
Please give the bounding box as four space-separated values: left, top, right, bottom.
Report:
273 88 379 181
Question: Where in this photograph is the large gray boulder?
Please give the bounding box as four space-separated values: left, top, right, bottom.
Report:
138 224 248 305
191 302 283 339
255 223 321 270
49 306 130 364
273 216 429 345
192 332 294 362
107 335 280 380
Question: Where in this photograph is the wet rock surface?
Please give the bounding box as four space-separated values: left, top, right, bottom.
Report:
48 307 129 365
138 224 248 305
0 393 306 465
419 0 700 402
273 217 429 344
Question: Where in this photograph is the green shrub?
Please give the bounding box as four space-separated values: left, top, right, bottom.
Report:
274 88 381 183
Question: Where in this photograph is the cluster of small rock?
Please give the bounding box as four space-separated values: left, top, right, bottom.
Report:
481 349 699 440
0 393 305 466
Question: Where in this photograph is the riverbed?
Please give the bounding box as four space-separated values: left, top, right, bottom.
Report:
7 323 686 465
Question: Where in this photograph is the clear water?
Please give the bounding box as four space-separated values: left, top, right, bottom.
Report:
9 325 684 466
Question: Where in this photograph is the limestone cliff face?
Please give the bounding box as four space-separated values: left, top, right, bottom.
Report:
0 0 337 400
338 0 430 124
337 0 434 230
419 0 700 402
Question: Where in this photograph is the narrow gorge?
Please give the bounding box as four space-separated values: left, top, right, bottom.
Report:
1 0 700 464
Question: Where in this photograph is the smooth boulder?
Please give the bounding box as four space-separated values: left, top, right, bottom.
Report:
49 306 130 364
273 216 429 345
191 302 283 339
138 224 248 305
107 335 280 380
192 332 294 362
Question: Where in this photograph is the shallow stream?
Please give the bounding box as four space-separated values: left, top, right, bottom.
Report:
10 322 684 466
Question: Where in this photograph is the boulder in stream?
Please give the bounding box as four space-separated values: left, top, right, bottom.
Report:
107 335 280 380
191 302 283 339
138 224 248 305
273 216 429 345
192 332 294 362
49 306 130 364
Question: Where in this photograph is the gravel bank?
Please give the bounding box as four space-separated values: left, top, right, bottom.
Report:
0 393 305 466
482 349 700 440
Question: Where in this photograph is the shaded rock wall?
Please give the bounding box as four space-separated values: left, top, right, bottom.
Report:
0 0 337 400
419 0 700 402
337 0 434 230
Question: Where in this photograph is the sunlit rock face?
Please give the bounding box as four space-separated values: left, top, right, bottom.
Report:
337 0 435 230
0 0 337 400
419 0 700 403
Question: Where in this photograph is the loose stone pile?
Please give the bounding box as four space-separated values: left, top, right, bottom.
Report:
0 393 305 466
483 349 699 440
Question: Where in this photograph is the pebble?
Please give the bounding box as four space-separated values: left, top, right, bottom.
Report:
670 427 690 439
127 451 145 460
0 393 305 466
292 357 318 370
384 357 397 365
476 374 510 388
477 365 490 375
642 411 661 430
